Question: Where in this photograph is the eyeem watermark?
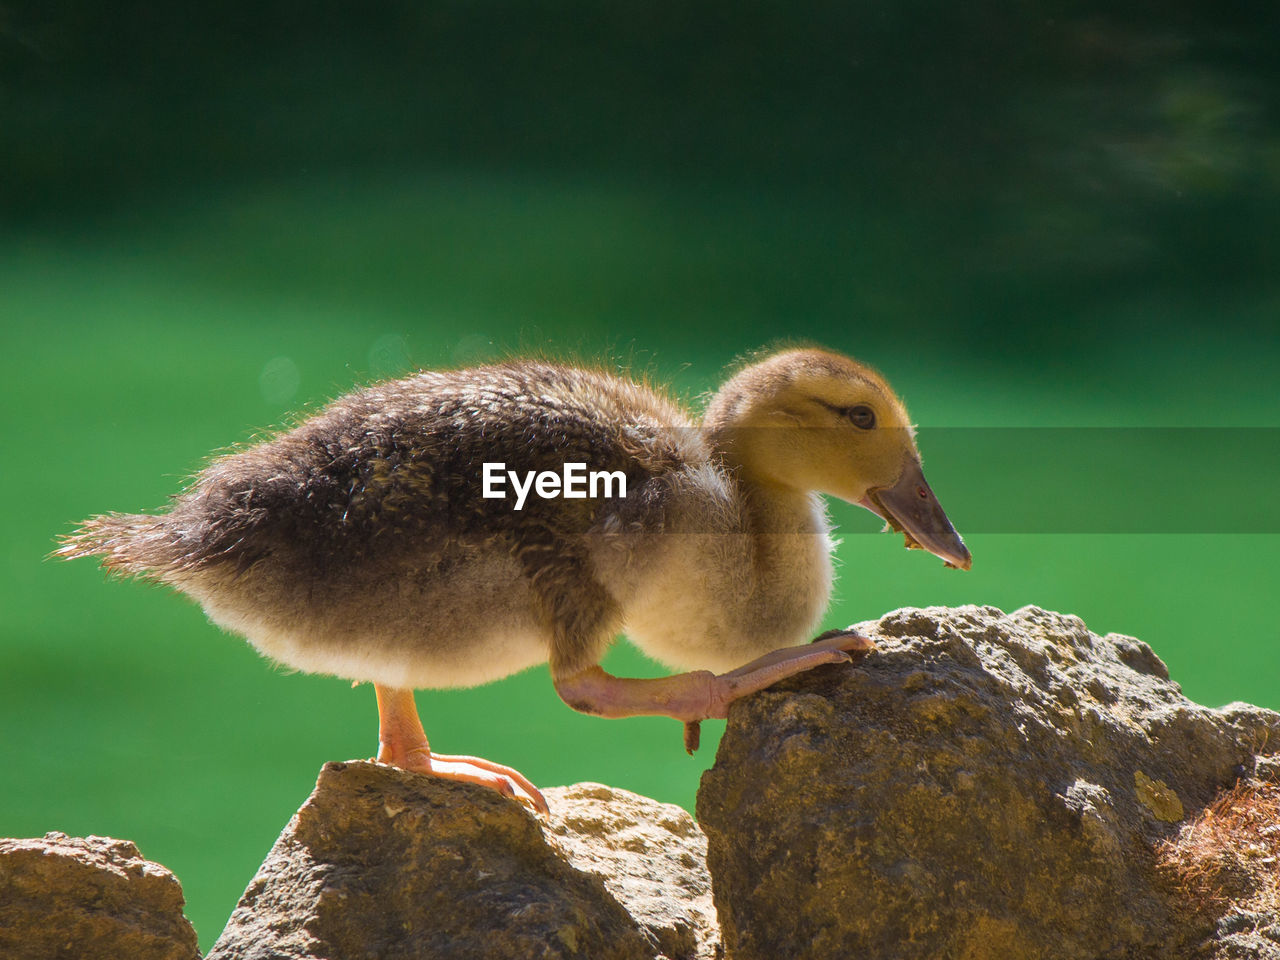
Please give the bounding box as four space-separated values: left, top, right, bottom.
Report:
482 462 627 511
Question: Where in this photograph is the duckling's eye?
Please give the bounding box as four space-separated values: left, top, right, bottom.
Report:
846 405 876 430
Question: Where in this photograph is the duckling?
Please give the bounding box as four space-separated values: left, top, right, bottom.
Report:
59 347 970 815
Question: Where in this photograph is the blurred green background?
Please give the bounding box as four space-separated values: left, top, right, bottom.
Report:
2 2 1278 949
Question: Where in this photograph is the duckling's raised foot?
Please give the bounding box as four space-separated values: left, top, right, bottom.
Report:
555 630 874 754
374 684 549 816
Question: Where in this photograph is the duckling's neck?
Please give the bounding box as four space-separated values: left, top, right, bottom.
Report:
732 471 817 531
725 464 836 650
613 453 834 672
739 471 833 568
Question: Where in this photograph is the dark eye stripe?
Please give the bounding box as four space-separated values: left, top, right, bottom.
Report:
814 400 877 429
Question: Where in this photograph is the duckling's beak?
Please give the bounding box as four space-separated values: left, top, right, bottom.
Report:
858 456 972 570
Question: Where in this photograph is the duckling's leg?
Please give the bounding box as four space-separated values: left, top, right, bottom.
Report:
554 631 873 752
373 684 549 815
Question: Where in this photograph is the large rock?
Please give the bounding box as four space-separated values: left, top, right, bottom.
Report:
697 604 1280 960
207 761 718 960
0 832 199 960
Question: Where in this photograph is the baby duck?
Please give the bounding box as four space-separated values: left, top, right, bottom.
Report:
60 347 970 814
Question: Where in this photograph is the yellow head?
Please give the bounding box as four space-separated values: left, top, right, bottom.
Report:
704 348 971 569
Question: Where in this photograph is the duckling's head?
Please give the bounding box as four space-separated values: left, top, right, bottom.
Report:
704 348 971 569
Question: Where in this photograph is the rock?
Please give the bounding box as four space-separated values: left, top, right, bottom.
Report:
207 761 719 960
1202 912 1280 960
0 832 199 960
1160 777 1280 959
26 606 1270 959
541 783 718 960
697 604 1280 960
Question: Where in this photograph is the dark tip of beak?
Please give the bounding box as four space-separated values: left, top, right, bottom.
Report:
858 457 971 570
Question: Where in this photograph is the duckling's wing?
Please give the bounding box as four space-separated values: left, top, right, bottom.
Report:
60 362 700 586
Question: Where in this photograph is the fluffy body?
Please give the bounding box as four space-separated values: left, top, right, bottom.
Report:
63 360 841 688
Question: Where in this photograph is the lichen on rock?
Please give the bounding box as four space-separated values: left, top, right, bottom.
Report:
1159 777 1280 959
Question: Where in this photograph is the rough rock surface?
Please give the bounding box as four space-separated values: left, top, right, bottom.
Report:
207 761 718 960
1205 913 1280 960
698 604 1280 960
0 832 200 960
542 783 719 960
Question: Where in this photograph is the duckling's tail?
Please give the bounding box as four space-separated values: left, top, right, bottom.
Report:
54 513 182 580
